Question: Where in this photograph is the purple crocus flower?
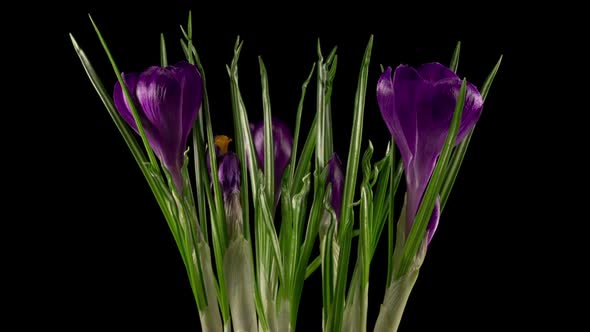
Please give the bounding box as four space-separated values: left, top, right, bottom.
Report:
250 118 293 203
377 63 483 243
113 61 202 193
218 153 241 202
206 135 241 200
210 135 242 239
327 153 344 221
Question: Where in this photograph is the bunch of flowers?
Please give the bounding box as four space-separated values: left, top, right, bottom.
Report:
71 12 501 332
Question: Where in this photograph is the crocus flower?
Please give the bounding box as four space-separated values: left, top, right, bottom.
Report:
377 63 483 243
114 61 202 193
327 153 344 221
207 135 243 238
218 150 241 203
206 135 236 193
250 118 293 204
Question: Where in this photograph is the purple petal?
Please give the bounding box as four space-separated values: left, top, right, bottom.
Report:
113 72 142 132
113 72 162 165
135 66 183 169
251 118 293 207
218 152 241 201
407 77 483 226
251 118 293 185
377 66 422 170
405 190 441 244
426 198 440 244
456 81 484 143
327 153 344 220
173 61 202 145
416 78 484 156
417 62 458 82
251 121 265 167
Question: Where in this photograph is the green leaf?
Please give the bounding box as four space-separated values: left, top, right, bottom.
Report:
228 39 260 207
316 43 328 167
291 114 317 194
450 41 461 73
258 183 285 294
321 220 336 324
180 39 190 60
480 54 503 101
259 57 275 208
224 238 258 332
440 55 502 210
326 45 338 66
360 178 372 285
396 79 468 278
369 144 394 256
288 172 312 285
88 15 160 172
305 255 321 279
185 36 230 321
324 52 338 159
329 35 373 332
160 33 168 67
386 159 403 285
291 168 327 328
185 11 194 64
289 63 316 190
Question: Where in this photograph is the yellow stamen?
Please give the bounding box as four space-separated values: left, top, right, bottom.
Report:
214 135 233 154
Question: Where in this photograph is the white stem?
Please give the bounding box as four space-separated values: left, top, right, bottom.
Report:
372 269 419 332
196 243 223 332
342 269 368 332
224 238 258 332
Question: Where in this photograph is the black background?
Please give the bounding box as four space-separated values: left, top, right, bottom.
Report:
23 0 553 330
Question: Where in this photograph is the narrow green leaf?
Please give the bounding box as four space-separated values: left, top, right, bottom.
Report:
397 79 468 278
185 37 230 321
292 114 317 194
288 172 311 286
259 186 285 288
440 55 502 210
305 255 321 279
289 63 316 190
360 184 372 285
185 11 194 64
184 44 210 243
180 39 190 60
160 33 168 67
326 46 338 66
180 25 188 40
369 144 393 255
450 41 461 73
386 149 401 286
290 168 327 328
321 221 336 324
259 57 275 208
481 54 503 101
228 40 260 206
339 35 373 235
316 44 327 167
324 55 337 158
88 15 160 172
330 35 374 332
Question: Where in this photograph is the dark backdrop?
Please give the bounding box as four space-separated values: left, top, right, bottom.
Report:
36 0 545 330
